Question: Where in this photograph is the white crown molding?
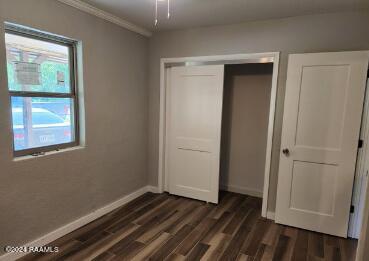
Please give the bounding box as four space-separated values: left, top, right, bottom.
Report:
57 0 152 37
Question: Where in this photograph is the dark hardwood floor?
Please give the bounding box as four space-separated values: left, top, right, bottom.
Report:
20 191 357 260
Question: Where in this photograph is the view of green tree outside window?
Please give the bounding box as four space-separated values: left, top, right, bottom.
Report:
5 31 77 154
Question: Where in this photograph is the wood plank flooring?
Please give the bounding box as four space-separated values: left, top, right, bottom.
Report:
20 191 357 260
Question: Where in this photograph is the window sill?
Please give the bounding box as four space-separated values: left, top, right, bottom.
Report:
13 146 85 162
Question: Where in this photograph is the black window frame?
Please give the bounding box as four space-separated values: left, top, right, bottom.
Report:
4 23 80 157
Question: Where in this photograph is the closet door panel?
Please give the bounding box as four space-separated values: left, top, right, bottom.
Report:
166 65 224 203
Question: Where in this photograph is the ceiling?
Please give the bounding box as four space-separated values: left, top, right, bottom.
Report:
81 0 369 31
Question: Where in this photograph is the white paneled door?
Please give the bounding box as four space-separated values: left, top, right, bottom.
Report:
276 51 369 237
166 65 224 203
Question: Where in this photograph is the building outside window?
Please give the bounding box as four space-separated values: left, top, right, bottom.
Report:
4 24 79 156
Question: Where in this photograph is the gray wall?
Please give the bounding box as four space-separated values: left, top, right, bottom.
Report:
148 10 369 213
0 0 148 251
221 64 272 196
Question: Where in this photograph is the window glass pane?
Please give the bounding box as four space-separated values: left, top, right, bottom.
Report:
11 97 75 151
5 33 71 93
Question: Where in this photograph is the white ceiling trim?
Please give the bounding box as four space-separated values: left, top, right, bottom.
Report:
57 0 152 37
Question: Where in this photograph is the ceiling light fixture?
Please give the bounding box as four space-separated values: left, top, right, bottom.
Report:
155 0 171 26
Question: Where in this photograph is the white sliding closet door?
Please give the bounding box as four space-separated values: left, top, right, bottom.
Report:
166 65 224 203
276 51 369 237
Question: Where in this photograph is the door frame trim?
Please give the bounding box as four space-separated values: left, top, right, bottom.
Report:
158 52 280 218
349 77 369 238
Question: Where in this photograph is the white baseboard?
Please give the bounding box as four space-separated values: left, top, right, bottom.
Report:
220 184 263 198
147 185 160 193
267 211 275 220
0 186 154 261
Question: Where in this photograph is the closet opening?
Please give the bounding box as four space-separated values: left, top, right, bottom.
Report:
220 63 273 202
158 53 280 218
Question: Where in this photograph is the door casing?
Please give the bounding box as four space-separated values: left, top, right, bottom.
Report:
158 52 280 218
349 75 369 238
